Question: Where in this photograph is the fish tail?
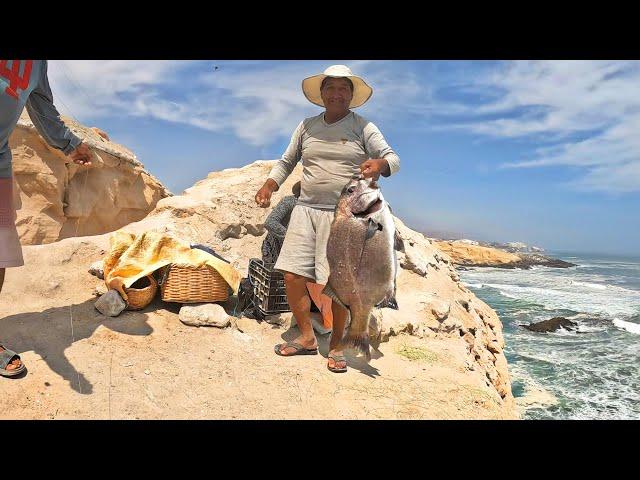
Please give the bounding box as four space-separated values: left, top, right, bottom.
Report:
340 331 371 361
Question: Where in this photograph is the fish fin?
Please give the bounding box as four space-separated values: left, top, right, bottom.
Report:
322 284 349 310
365 218 379 241
394 230 405 252
376 293 399 310
392 298 399 310
386 296 399 310
340 332 371 362
391 277 399 309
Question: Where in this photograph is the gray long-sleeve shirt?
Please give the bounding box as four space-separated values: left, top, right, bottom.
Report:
0 60 82 179
268 111 400 210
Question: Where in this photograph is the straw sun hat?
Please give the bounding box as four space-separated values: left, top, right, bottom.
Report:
301 64 373 109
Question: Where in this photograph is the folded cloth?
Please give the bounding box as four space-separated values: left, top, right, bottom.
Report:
103 230 241 301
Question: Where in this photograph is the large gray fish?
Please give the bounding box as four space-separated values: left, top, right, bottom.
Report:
323 176 400 361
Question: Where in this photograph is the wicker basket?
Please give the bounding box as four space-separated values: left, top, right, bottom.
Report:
124 274 158 310
159 264 229 303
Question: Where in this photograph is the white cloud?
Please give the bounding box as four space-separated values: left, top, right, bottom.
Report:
433 60 640 193
48 60 640 193
569 161 640 193
47 60 426 147
48 60 188 118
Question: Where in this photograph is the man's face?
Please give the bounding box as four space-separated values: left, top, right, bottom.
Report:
320 77 353 112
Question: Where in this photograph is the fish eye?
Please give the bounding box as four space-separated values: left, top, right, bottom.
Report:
347 186 356 193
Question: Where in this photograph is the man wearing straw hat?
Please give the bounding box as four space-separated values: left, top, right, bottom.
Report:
254 64 400 373
0 60 93 378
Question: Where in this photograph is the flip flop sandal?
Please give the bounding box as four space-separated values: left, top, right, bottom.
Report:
327 353 348 373
274 342 318 357
0 345 26 378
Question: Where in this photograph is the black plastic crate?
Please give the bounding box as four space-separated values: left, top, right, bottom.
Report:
248 258 290 315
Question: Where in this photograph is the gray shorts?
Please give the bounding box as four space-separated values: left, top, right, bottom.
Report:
274 205 334 285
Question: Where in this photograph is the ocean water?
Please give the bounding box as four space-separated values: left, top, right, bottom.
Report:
458 251 640 420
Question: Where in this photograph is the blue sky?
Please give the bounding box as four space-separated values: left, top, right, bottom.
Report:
47 60 640 256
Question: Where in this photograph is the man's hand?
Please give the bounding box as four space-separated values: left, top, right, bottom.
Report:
255 178 279 208
69 142 92 166
360 158 390 180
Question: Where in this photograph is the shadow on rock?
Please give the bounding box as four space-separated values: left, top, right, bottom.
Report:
1 296 156 394
278 325 380 378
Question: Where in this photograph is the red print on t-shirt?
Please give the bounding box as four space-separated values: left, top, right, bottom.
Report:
0 60 33 100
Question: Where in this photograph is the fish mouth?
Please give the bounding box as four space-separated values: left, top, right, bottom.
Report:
353 198 383 217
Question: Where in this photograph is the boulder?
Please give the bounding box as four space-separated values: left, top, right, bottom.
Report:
95 289 127 316
524 317 578 333
179 303 231 328
88 261 104 280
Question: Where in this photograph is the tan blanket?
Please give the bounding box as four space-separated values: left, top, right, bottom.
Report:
103 230 241 301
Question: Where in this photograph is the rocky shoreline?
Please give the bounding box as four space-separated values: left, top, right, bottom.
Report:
433 240 576 270
502 253 576 269
465 254 576 270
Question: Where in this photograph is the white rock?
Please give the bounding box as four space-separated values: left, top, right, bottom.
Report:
88 261 104 280
232 329 254 342
95 289 127 317
378 308 437 341
462 332 476 348
179 303 231 328
234 316 258 333
218 223 243 240
487 339 502 354
402 247 428 276
434 251 450 264
429 299 451 321
244 223 265 236
440 315 463 333
93 283 108 297
264 312 292 327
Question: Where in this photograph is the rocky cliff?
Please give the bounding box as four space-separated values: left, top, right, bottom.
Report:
0 153 517 419
8 111 171 244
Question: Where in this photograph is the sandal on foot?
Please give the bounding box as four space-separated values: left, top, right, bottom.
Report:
274 342 318 357
0 345 26 378
327 353 347 373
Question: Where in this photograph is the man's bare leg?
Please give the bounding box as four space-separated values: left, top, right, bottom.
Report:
327 302 348 371
0 267 23 372
276 272 318 355
306 282 333 329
